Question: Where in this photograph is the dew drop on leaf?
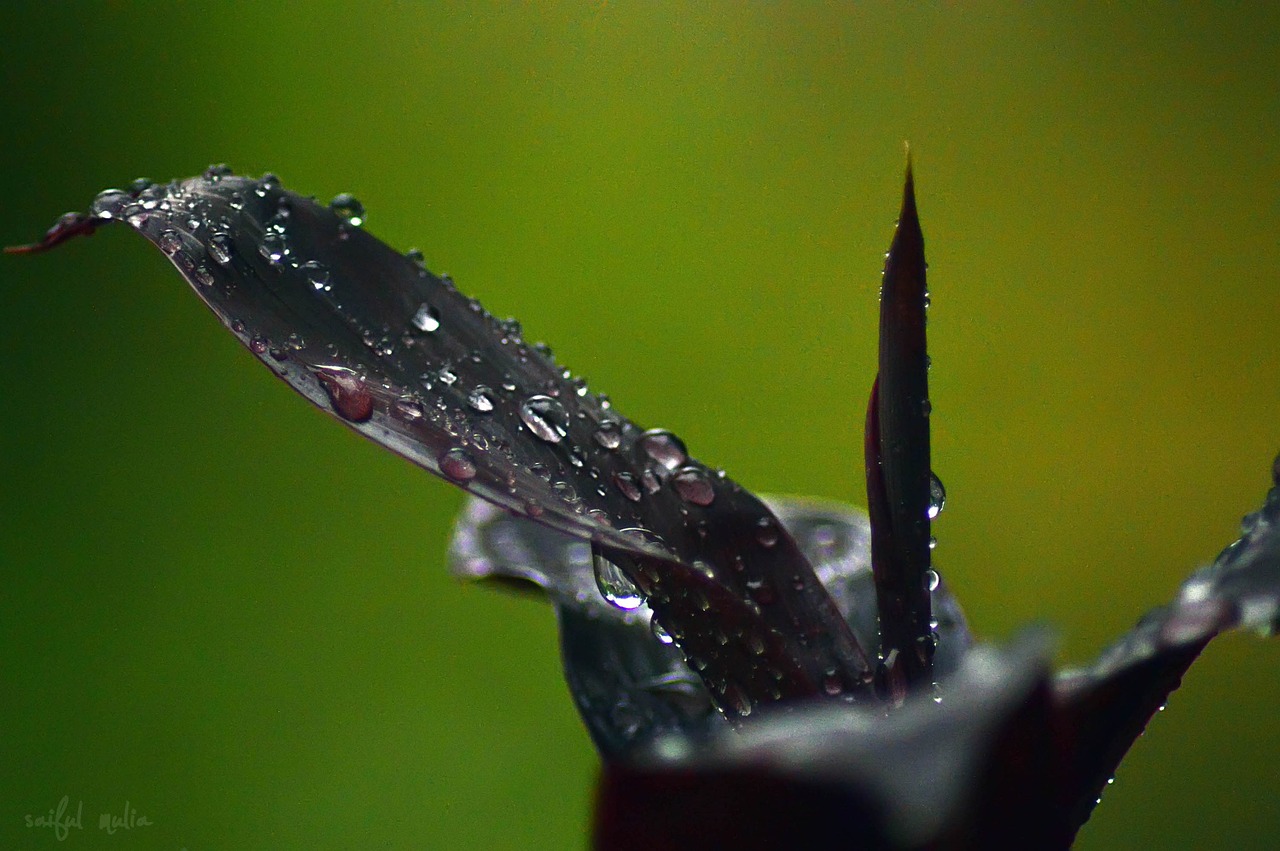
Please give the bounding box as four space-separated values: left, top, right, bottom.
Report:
519 395 568 443
411 303 440 333
672 465 715 506
928 471 947 520
593 549 643 611
329 193 365 226
439 448 477 483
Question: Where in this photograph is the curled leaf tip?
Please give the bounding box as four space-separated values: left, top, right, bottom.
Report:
6 211 103 254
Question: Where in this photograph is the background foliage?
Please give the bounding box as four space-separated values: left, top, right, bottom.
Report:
1 4 1277 848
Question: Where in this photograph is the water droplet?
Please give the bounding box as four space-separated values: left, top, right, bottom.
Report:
193 264 215 287
315 367 374 422
467 386 495 413
927 472 947 520
228 192 245 210
207 232 234 265
300 260 330 291
439 448 477 482
255 173 281 197
922 399 932 416
651 617 674 645
519 395 568 443
90 189 130 219
260 231 287 264
329 193 365 226
928 535 938 551
593 549 643 610
925 568 940 591
249 336 269 355
411 303 440 333
204 163 232 182
639 430 687 470
593 420 623 450
607 471 641 502
822 670 843 696
129 177 154 193
159 229 183 255
755 516 779 548
672 466 715 506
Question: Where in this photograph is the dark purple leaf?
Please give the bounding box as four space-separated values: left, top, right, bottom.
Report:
869 163 936 696
1052 460 1280 836
449 494 971 756
12 170 874 718
597 637 1058 850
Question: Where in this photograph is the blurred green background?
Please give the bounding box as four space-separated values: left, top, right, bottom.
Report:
1 3 1277 848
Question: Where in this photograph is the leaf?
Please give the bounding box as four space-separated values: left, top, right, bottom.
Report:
868 162 936 696
596 636 1059 850
449 493 970 757
11 170 874 716
1053 460 1280 836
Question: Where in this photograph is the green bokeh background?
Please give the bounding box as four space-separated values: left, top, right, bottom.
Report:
2 4 1277 849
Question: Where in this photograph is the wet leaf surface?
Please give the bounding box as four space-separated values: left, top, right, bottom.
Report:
13 171 873 718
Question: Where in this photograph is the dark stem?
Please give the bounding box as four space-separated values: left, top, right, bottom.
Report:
867 163 933 696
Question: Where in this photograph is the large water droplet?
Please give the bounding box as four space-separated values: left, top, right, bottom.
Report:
593 548 643 610
519 395 568 443
159 229 183 256
439 448 477 482
329 193 365 226
315 367 374 422
925 568 941 592
207 233 234 266
260 231 287 265
639 430 687 470
927 472 947 520
411 303 440 333
613 471 643 502
755 516 779 548
593 419 623 450
301 260 330 291
672 466 715 506
467 386 495 413
90 189 130 219
651 617 674 645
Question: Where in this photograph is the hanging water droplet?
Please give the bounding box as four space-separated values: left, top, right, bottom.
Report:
651 617 674 645
329 193 365 226
193 264 215 288
467 386 495 413
925 568 941 592
593 420 623 450
593 549 643 610
672 466 715 506
439 448 477 482
411 303 440 333
928 535 938 550
612 471 643 502
927 472 947 520
639 430 687 470
519 395 568 443
207 232 234 266
298 260 329 291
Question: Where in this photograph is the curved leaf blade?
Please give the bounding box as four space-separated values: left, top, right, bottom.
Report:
18 171 874 715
